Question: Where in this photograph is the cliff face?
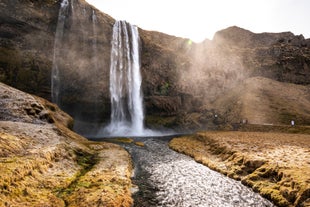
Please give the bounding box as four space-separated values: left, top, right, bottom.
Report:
140 26 310 128
0 0 114 124
213 26 310 85
1 0 310 131
0 0 58 98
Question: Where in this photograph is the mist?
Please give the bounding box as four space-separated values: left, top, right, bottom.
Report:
51 0 113 126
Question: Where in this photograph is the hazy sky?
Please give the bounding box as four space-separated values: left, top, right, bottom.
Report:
85 0 310 42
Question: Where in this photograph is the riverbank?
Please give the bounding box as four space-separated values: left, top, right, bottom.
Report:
169 131 310 207
0 82 133 207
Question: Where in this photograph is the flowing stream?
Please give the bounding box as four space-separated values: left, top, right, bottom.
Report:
117 137 276 207
92 9 98 72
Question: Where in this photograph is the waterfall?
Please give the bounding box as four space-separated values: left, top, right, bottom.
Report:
92 10 98 71
51 0 69 105
104 20 144 136
70 0 74 16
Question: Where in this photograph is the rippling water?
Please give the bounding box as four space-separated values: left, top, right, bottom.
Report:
122 137 275 207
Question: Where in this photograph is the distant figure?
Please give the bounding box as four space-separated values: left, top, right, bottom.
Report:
291 120 295 126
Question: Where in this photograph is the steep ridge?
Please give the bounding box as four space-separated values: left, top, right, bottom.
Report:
213 26 310 85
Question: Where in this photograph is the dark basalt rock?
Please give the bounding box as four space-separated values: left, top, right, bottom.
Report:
212 26 310 85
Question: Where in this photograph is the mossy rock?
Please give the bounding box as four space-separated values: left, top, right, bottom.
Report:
145 115 177 128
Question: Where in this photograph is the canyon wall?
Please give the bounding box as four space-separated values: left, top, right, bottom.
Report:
1 0 310 131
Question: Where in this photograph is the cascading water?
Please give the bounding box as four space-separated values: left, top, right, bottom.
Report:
51 0 69 105
92 9 98 71
103 20 145 136
70 0 74 16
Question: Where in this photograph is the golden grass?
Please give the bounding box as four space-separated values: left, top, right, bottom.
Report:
169 131 310 207
0 84 133 207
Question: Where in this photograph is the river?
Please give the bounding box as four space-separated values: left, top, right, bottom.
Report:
114 136 276 207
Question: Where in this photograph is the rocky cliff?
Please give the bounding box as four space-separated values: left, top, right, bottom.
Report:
140 26 310 129
0 0 58 97
0 0 114 124
1 0 310 132
213 26 310 85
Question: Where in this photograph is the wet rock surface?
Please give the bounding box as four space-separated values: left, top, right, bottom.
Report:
121 137 275 207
